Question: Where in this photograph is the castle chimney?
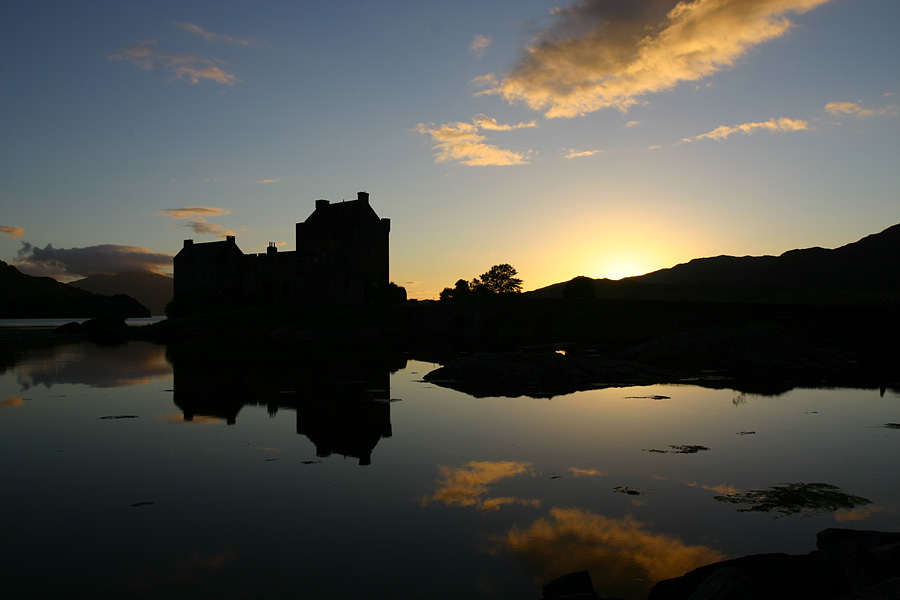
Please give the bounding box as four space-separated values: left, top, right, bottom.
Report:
267 242 277 255
226 235 236 244
184 239 194 248
357 191 369 204
316 199 330 209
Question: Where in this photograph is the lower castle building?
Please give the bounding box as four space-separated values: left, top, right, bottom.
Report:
174 192 393 304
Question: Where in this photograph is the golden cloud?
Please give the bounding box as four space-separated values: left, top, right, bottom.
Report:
497 507 725 596
681 480 739 496
420 460 541 511
154 207 232 219
0 396 25 408
110 41 238 85
254 178 283 184
833 505 890 523
568 467 607 477
563 148 601 159
0 225 25 239
825 101 898 118
487 0 833 118
682 117 810 142
414 118 534 166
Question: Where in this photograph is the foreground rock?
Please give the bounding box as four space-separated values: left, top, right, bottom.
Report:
540 529 900 600
55 316 129 341
645 528 900 600
423 351 682 398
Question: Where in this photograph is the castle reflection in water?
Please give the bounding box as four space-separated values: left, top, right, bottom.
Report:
168 346 405 465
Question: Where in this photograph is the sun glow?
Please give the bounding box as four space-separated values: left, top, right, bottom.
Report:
594 252 656 280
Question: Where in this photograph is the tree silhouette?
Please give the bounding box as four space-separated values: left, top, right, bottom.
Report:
475 264 523 294
440 265 523 300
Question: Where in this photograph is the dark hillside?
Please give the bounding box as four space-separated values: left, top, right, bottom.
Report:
69 271 173 315
529 223 900 303
0 261 149 318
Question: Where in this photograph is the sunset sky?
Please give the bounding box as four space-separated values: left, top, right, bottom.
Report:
2 0 898 299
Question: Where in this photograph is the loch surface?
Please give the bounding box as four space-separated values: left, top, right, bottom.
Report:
1 340 897 599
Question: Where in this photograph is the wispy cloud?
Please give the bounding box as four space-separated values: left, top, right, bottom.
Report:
15 242 172 278
172 22 270 47
254 178 283 184
568 467 607 477
154 206 231 219
414 116 535 166
470 34 492 59
0 225 25 239
185 220 236 238
109 41 238 85
825 101 898 118
154 206 234 238
473 114 537 131
681 117 810 142
563 148 601 159
625 120 641 128
480 0 833 118
420 460 541 511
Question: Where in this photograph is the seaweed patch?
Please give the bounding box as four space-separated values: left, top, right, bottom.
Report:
643 445 709 454
713 482 872 517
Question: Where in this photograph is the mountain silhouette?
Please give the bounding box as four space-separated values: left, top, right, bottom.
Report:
530 223 900 303
69 270 173 316
0 260 150 318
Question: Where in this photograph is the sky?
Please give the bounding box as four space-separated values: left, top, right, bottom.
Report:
1 0 898 299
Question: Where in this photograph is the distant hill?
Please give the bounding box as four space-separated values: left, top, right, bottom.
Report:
529 223 900 304
0 261 150 318
69 271 173 316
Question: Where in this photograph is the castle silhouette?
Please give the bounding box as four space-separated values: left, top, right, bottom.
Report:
174 192 392 304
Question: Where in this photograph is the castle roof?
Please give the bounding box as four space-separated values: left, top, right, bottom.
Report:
174 237 243 259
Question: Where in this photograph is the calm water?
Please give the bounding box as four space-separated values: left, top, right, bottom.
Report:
1 341 897 599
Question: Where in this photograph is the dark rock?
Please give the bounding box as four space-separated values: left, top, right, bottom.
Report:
542 570 602 599
55 316 129 340
423 351 681 398
648 529 900 600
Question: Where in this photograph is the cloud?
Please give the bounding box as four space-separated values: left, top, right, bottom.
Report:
414 116 535 166
154 206 234 238
681 117 810 142
153 206 232 219
473 114 537 131
825 101 898 118
563 148 601 159
420 460 542 511
625 120 641 128
15 242 172 278
567 467 607 477
485 0 833 118
254 178 283 184
172 22 270 47
185 220 236 238
496 507 726 596
1 225 25 239
109 41 238 85
470 34 492 59
0 396 25 408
